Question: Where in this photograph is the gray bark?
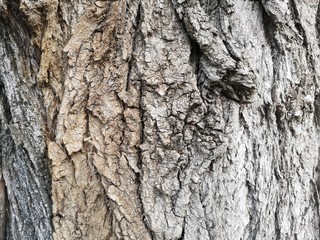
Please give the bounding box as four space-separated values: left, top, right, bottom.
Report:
0 2 52 239
1 0 320 239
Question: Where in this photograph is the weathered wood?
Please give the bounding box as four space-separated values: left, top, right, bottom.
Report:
1 0 320 239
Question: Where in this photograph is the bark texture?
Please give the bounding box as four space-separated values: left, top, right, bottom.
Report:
1 0 320 239
0 2 52 239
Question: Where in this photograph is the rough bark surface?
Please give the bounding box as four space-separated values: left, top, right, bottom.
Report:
1 0 320 239
0 1 52 239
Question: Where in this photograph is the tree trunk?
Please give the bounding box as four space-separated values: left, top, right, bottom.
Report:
1 0 320 239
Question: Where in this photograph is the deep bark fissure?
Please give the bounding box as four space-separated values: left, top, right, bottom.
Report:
6 0 31 38
189 39 202 84
126 2 156 239
137 76 155 240
316 1 320 42
222 39 241 62
0 83 12 124
126 3 142 92
315 93 320 127
177 216 186 240
169 0 203 83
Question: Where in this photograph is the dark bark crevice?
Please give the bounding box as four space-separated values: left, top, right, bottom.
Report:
170 1 204 96
222 39 241 62
137 80 155 240
177 217 186 240
189 38 202 84
316 1 320 43
0 82 12 124
314 93 320 127
130 3 155 239
5 0 32 38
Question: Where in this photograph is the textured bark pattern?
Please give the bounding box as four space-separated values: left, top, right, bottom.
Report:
0 1 52 239
2 0 320 239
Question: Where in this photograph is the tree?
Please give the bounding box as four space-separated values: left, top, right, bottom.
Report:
0 0 320 239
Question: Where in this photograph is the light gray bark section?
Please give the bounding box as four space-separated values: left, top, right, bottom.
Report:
137 0 320 239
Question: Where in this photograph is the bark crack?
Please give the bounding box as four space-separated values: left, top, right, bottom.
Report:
177 217 186 240
316 1 320 42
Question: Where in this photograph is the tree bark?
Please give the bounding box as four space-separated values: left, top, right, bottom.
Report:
1 0 320 239
0 2 52 239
